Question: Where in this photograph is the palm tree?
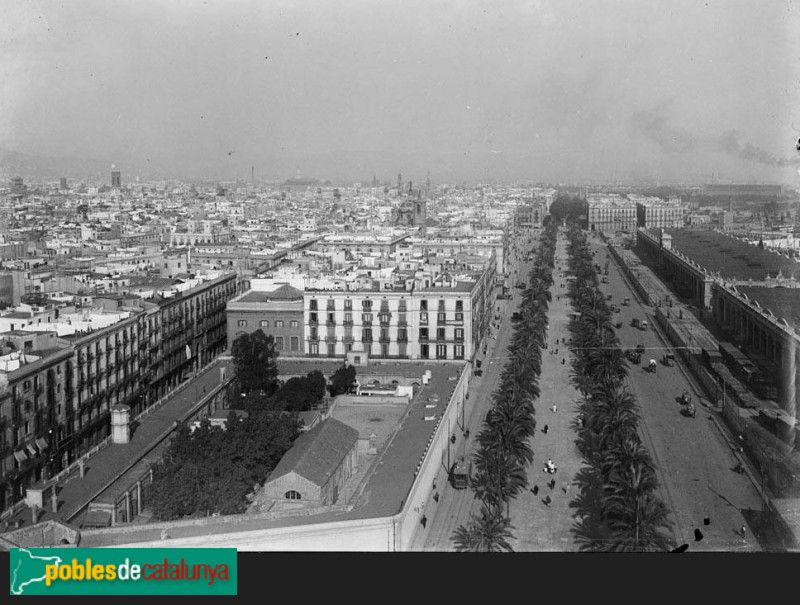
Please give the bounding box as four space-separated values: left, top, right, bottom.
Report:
603 490 675 552
452 504 516 552
600 436 654 484
472 449 529 515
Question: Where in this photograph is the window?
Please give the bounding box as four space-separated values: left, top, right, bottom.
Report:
455 312 463 321
420 344 429 359
310 342 318 355
362 299 372 310
437 312 446 324
456 300 463 311
24 380 31 390
237 320 247 327
327 343 336 357
56 365 61 375
419 328 428 340
290 320 299 328
362 313 372 323
420 299 428 311
398 328 408 341
436 344 447 359
275 320 284 328
344 299 352 310
438 299 445 311
362 328 373 342
284 490 302 500
310 299 318 310
420 312 428 324
328 313 335 323
344 313 352 323
291 336 300 351
275 336 284 350
310 312 318 322
260 320 269 327
454 345 464 359
455 328 464 341
437 328 446 340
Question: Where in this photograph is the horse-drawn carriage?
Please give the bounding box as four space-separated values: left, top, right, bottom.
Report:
625 348 641 364
679 391 696 417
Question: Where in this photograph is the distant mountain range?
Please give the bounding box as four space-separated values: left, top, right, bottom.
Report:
0 148 117 182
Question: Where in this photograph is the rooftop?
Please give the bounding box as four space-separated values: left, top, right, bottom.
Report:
666 229 800 281
737 286 800 332
267 418 359 486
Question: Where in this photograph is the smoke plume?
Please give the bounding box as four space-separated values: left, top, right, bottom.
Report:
631 103 800 167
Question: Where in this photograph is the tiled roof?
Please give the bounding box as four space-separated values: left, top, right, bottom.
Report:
266 418 358 487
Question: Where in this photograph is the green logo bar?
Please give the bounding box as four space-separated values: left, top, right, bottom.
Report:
9 548 237 595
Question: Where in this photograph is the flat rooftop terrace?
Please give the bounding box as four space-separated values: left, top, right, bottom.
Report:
666 229 800 281
77 361 466 546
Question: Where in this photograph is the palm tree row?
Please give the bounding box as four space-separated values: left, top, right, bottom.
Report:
452 221 559 551
564 223 675 552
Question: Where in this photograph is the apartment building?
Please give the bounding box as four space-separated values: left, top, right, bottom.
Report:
585 194 637 233
0 273 238 515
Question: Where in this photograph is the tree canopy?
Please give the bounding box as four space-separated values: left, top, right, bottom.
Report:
231 329 280 396
328 364 357 397
146 411 300 521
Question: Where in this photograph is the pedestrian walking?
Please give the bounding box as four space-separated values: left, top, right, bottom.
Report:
694 528 703 542
532 485 539 496
543 424 548 434
552 404 558 413
420 515 427 528
542 495 552 507
741 525 747 539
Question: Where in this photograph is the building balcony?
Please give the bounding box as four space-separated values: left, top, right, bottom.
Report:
326 336 337 344
326 321 336 327
379 336 390 344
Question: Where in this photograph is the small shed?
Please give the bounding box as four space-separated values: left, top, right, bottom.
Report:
260 418 358 507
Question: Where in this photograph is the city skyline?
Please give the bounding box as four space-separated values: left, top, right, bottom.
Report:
3 0 800 185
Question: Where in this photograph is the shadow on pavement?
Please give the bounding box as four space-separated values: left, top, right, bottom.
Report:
569 464 609 552
741 507 796 552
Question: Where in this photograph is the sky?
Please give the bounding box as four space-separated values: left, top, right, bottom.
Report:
2 0 800 185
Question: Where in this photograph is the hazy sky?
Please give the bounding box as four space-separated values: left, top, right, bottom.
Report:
3 0 800 184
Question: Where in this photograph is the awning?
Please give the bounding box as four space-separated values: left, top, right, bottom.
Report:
35 437 49 451
26 443 38 457
14 450 28 463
